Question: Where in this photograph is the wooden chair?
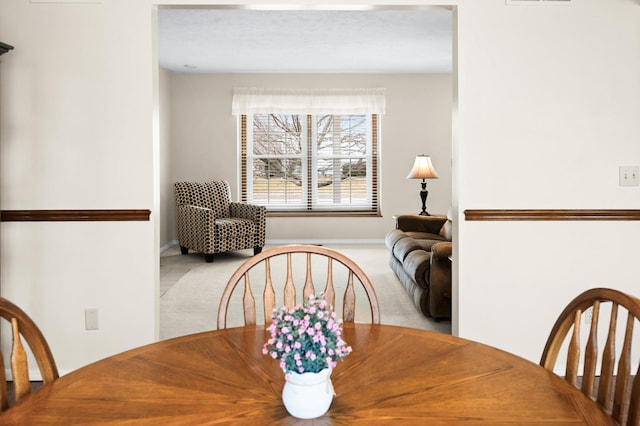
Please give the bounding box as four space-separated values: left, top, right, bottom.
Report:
217 245 380 329
0 297 59 412
540 288 640 426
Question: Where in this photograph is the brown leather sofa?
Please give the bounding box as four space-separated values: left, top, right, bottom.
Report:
385 213 452 319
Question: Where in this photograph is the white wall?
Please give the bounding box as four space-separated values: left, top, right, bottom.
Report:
0 0 158 374
166 73 453 244
455 0 640 362
0 0 638 374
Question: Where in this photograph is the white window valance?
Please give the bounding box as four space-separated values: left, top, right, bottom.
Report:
232 88 386 115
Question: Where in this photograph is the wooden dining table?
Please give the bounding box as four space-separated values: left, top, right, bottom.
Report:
1 324 612 425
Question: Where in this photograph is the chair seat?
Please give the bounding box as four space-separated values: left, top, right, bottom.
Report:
215 218 255 238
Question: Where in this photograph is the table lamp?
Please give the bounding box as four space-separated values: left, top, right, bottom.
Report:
406 155 439 216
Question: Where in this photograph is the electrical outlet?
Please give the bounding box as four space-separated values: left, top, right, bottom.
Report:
584 307 593 324
619 166 639 186
85 308 99 330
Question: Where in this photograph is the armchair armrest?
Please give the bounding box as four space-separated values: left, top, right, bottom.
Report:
395 214 447 234
229 202 266 223
229 202 267 249
176 205 216 252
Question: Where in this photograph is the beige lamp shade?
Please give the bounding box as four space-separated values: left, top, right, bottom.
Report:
407 155 439 180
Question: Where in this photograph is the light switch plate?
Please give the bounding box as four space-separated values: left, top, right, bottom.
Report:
619 166 639 186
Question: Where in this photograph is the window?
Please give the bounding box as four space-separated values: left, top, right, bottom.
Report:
233 88 385 216
241 113 379 214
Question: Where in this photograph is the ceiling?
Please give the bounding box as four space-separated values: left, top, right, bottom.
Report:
157 7 453 74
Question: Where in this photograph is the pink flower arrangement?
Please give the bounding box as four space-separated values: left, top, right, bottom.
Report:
263 294 352 374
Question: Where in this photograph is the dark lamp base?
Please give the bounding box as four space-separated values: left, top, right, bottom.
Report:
417 180 431 217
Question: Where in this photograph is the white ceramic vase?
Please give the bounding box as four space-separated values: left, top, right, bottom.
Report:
282 368 334 419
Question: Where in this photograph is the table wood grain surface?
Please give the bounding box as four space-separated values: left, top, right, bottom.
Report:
0 324 613 425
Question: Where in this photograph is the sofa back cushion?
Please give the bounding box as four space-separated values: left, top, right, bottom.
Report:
392 237 423 262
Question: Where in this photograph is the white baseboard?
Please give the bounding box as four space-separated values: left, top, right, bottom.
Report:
160 240 179 253
161 239 384 253
266 239 385 245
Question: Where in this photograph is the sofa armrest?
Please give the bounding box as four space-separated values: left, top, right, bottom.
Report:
395 215 447 234
429 241 452 318
229 202 266 223
431 241 452 261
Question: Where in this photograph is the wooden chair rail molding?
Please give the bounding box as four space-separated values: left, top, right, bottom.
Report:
464 209 640 221
0 210 151 222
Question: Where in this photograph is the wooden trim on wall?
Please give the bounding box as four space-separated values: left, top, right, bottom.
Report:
464 209 640 221
0 210 151 222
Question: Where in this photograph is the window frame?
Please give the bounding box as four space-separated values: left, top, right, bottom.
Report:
240 113 380 217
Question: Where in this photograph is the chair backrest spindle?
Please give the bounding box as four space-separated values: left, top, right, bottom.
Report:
11 318 30 402
283 253 296 309
597 303 618 410
218 245 380 329
262 259 275 324
302 253 315 300
242 275 256 326
342 271 356 322
582 301 600 396
613 313 634 422
565 310 581 386
323 259 336 310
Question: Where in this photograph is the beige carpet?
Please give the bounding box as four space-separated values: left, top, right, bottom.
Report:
160 244 451 340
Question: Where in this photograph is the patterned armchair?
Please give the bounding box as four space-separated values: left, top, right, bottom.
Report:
175 181 266 262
